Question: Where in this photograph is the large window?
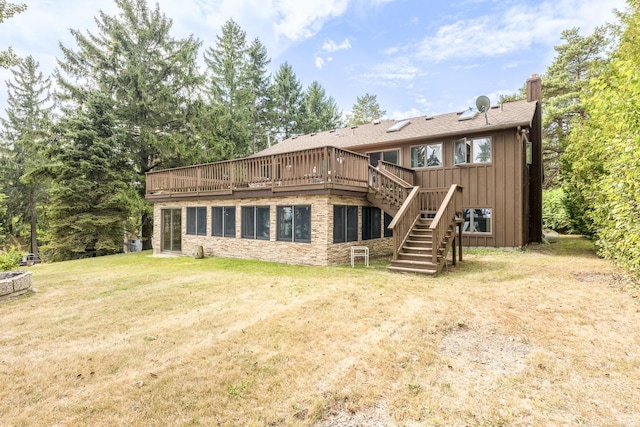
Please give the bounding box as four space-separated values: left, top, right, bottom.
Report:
333 205 358 243
455 137 492 165
186 207 207 236
241 206 270 240
411 143 443 168
212 206 236 237
368 149 399 167
277 205 311 243
462 208 492 233
361 207 381 240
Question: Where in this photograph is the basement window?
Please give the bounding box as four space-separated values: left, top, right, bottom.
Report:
212 206 235 238
462 208 492 234
333 205 358 243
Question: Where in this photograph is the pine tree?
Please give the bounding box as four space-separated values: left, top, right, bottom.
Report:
46 93 134 260
272 62 304 141
542 27 608 187
300 81 343 134
55 0 203 249
245 37 273 154
203 19 251 158
0 55 52 256
0 1 27 68
347 93 386 126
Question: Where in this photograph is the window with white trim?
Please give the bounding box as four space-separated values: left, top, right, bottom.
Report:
462 208 492 233
411 143 443 168
455 137 492 165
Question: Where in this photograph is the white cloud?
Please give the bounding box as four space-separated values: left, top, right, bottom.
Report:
322 38 352 53
383 46 399 55
361 57 425 86
315 56 325 68
414 0 626 63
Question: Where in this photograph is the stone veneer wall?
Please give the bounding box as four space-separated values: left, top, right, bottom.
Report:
0 271 32 298
153 194 393 266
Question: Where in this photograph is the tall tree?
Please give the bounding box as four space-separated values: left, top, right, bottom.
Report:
245 37 273 154
56 0 202 250
563 0 640 273
203 19 251 158
0 55 52 256
347 93 386 126
46 92 134 261
272 62 304 141
541 27 608 187
0 0 27 68
300 80 343 134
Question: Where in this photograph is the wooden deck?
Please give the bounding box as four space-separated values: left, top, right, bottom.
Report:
146 147 373 200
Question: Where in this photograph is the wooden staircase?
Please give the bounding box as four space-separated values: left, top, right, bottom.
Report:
365 162 463 276
387 218 459 275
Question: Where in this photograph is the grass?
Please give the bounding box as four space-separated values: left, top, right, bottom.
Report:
1 236 639 426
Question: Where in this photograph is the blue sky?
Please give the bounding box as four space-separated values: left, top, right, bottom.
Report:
0 0 627 121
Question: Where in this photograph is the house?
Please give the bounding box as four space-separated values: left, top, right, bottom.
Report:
145 75 542 274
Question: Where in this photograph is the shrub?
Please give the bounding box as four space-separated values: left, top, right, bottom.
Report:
542 188 572 232
0 246 22 271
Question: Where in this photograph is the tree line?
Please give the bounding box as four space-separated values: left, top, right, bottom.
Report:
534 0 640 275
0 0 384 261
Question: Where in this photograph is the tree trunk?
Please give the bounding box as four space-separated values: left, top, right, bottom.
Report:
29 192 39 257
141 211 153 250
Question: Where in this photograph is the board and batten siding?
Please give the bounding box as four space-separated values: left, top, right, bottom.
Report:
389 129 525 248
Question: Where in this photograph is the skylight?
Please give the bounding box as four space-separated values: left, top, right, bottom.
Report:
458 108 479 121
386 120 410 132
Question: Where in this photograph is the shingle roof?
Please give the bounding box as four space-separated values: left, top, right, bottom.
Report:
255 99 537 156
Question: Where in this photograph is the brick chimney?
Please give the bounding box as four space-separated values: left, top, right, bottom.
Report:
526 74 542 102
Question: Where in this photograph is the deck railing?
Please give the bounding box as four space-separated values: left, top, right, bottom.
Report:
146 146 370 198
378 160 415 186
367 164 414 210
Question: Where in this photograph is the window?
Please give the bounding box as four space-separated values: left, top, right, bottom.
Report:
277 205 311 243
241 206 270 240
472 137 491 163
186 207 207 236
411 143 443 168
362 207 381 240
333 205 358 243
384 213 393 237
368 149 399 167
454 137 491 164
211 206 235 237
462 208 492 233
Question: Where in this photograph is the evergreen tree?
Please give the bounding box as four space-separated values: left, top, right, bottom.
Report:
46 93 134 260
203 19 251 158
55 0 202 249
300 80 343 134
542 27 608 187
272 62 303 140
0 1 27 68
347 93 386 126
0 55 52 256
245 37 273 154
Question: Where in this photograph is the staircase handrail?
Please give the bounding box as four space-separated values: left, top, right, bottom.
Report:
428 184 463 265
387 186 421 260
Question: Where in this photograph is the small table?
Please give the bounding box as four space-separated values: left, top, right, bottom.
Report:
351 246 369 268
